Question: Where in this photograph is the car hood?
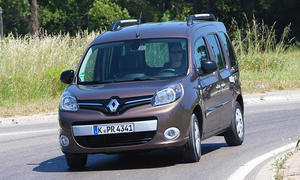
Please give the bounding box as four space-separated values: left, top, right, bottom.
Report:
66 77 183 100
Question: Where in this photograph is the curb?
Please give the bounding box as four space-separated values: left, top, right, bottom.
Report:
255 159 274 180
228 143 296 180
244 89 300 105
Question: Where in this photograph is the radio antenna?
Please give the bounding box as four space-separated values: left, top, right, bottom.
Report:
136 11 142 38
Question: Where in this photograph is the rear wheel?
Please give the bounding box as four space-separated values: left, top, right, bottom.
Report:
183 114 201 162
65 153 87 169
224 102 244 146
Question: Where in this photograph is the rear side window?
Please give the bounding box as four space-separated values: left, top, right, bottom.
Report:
219 32 237 67
206 34 225 70
194 37 209 69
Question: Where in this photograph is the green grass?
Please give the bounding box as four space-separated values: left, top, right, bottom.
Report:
0 19 300 117
240 47 300 93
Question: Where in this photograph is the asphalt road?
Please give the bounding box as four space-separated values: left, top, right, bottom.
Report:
1 101 300 180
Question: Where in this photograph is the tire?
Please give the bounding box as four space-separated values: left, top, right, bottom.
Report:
65 153 87 169
183 114 201 162
224 102 244 146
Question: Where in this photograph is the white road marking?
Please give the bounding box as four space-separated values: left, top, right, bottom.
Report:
228 142 297 180
0 129 57 137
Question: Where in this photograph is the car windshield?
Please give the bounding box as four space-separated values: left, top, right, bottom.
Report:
77 38 188 84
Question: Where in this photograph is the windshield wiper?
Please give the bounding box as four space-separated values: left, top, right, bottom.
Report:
78 78 159 85
114 77 159 83
78 81 113 85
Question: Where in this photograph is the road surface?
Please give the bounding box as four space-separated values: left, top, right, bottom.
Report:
1 100 300 180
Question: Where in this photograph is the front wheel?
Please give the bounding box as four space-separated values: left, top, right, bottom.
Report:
183 114 201 162
65 153 87 169
224 102 244 146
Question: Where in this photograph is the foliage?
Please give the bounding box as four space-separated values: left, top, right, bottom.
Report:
89 0 131 31
161 3 192 21
0 0 299 40
38 0 94 35
0 0 30 34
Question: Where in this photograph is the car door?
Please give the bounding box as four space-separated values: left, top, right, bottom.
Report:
218 32 238 128
194 36 223 134
206 34 230 129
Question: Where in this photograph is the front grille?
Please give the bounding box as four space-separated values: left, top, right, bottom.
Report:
75 131 156 148
78 95 153 115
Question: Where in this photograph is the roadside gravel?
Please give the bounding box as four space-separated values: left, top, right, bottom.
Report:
0 112 58 126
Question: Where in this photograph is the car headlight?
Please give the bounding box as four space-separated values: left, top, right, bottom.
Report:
59 91 78 112
152 83 183 106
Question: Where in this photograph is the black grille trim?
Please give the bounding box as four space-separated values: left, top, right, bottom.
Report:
78 95 153 115
75 131 156 148
72 117 157 125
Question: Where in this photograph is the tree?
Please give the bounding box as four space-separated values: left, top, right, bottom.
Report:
28 0 39 35
39 0 94 35
89 0 130 31
0 0 30 35
206 0 215 13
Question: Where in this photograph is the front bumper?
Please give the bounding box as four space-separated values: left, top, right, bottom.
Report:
58 100 190 154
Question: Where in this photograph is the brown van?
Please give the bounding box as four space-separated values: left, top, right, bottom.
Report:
59 14 244 169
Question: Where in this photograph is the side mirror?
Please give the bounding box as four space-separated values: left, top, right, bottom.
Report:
200 59 218 75
60 70 74 84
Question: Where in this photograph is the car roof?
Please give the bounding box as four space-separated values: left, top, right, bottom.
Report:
91 21 226 45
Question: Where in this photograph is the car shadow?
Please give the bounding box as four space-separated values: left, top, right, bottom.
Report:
32 143 228 173
201 143 228 155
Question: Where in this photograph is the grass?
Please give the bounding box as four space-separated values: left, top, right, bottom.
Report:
240 46 300 93
0 19 300 118
230 17 300 94
272 148 299 180
0 98 59 118
230 17 293 71
0 31 99 117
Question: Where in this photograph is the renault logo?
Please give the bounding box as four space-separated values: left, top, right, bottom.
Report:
107 99 119 112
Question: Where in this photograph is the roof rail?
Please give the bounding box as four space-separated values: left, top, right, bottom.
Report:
110 19 141 31
187 14 216 26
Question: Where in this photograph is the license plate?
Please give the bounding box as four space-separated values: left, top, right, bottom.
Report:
93 123 134 135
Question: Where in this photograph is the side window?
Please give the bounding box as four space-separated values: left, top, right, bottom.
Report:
206 34 225 70
194 37 209 69
219 32 237 67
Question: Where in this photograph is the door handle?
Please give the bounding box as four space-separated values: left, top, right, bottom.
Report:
221 83 226 88
216 84 221 90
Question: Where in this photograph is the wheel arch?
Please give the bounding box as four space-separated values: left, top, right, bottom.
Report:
236 94 244 113
193 105 203 138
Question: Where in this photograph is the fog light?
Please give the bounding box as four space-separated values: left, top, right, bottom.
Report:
60 135 69 147
164 127 180 140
